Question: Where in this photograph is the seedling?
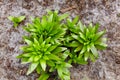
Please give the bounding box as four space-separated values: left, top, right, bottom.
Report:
8 16 25 28
65 17 107 64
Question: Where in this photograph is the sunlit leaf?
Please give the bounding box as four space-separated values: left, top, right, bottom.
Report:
40 59 46 71
27 62 39 75
38 72 49 80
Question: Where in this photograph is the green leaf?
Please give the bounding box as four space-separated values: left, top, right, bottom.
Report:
49 67 55 72
79 46 86 54
95 43 107 50
36 64 42 74
41 16 47 27
16 54 23 58
21 53 32 57
41 41 46 48
63 63 72 68
27 62 39 75
62 50 70 60
52 47 67 54
57 67 63 78
40 59 46 71
8 16 14 21
84 52 89 61
79 32 86 41
17 16 26 22
21 58 29 64
94 23 99 33
90 44 99 58
90 54 96 62
77 58 88 65
45 37 51 44
72 16 79 25
67 19 73 27
39 35 43 44
47 60 55 66
24 38 33 45
34 38 39 45
94 31 105 41
13 22 18 28
34 56 40 62
67 41 79 47
71 34 84 43
47 54 60 60
48 45 57 51
44 44 51 51
43 55 49 60
74 45 82 52
38 72 49 80
78 21 84 32
48 14 53 22
59 13 69 21
28 55 35 62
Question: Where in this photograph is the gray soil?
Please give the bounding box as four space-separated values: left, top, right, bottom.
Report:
0 0 120 80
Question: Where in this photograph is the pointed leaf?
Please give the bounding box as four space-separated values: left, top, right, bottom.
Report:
28 55 35 62
47 60 55 66
36 64 41 74
59 13 69 21
47 54 60 60
34 56 40 62
52 47 67 54
8 16 14 21
34 38 39 45
18 16 25 22
94 31 105 41
38 72 49 80
48 45 57 51
74 45 82 52
90 54 96 62
21 53 32 58
90 44 99 58
57 67 63 78
84 52 89 61
79 32 86 41
39 35 43 44
79 46 87 54
41 16 47 27
63 63 72 68
67 41 79 47
62 50 70 60
78 21 84 32
40 59 46 71
72 16 79 25
24 39 33 45
27 62 39 75
48 14 53 22
21 58 29 64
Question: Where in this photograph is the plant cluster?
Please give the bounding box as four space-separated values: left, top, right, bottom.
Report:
15 10 107 80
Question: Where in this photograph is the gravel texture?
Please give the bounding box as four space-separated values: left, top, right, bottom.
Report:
0 0 120 80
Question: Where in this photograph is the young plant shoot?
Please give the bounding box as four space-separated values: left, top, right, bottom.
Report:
8 16 25 28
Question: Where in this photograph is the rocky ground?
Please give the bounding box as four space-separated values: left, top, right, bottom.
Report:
0 0 120 80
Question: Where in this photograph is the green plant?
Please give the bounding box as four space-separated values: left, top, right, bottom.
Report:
17 11 71 80
8 16 25 27
24 10 68 42
17 36 71 80
16 11 107 80
65 17 107 64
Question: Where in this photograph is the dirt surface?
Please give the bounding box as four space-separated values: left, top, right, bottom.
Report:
0 0 120 80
